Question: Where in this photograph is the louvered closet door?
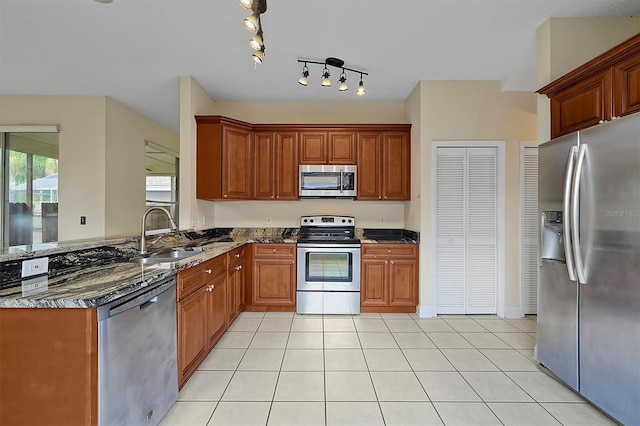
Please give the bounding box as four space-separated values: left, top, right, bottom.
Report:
436 147 497 314
521 146 538 314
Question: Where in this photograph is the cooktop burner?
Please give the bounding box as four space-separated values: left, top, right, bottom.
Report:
298 215 358 244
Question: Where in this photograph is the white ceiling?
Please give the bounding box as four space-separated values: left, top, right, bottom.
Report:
1 0 639 132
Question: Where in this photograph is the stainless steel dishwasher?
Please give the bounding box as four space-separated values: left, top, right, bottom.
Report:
97 276 178 426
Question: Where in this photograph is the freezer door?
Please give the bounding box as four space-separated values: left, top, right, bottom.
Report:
576 115 640 425
537 132 580 391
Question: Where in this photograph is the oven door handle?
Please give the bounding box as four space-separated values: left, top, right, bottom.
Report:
340 169 344 193
297 243 361 249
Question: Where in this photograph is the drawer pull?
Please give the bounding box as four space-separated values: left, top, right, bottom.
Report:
235 253 240 258
205 269 212 274
273 249 277 253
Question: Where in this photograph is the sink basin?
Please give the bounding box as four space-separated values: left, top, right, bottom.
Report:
139 247 206 264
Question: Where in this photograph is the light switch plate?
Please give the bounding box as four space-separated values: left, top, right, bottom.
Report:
21 257 49 278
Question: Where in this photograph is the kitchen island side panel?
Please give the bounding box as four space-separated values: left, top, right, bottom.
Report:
0 308 98 426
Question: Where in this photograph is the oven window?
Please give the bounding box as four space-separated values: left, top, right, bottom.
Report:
306 252 352 282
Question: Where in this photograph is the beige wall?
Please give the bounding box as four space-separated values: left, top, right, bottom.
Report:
105 97 179 237
0 95 178 242
407 81 537 315
179 90 410 228
537 17 640 142
0 95 107 241
179 76 218 230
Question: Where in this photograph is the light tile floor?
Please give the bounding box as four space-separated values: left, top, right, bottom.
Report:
160 312 617 426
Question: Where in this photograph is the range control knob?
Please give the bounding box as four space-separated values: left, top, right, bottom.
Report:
310 219 314 223
303 219 308 223
348 219 352 223
342 219 346 223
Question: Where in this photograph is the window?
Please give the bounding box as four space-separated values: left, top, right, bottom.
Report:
1 128 59 248
145 140 179 231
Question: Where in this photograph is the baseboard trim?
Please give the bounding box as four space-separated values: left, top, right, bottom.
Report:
417 305 437 318
505 306 524 319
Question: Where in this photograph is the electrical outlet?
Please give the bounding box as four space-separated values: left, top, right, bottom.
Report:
379 216 385 225
202 216 206 226
192 218 198 228
266 216 272 225
80 216 86 225
21 257 49 278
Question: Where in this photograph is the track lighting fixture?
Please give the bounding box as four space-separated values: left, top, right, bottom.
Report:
239 0 267 63
338 71 348 92
356 74 366 96
321 67 331 87
297 57 368 96
298 63 309 86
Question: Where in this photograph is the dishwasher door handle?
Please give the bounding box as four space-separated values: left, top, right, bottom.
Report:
140 296 158 311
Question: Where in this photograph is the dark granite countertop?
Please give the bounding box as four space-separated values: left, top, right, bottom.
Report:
0 226 417 309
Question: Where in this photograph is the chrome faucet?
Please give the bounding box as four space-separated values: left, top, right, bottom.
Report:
140 206 178 255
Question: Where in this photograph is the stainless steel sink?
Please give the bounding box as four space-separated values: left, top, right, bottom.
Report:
139 247 206 264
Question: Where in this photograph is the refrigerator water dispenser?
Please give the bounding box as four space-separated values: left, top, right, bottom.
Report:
541 211 565 261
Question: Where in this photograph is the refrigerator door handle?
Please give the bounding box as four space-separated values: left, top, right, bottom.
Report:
571 144 588 284
563 145 578 282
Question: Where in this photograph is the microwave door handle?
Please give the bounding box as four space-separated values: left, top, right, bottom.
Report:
340 169 344 193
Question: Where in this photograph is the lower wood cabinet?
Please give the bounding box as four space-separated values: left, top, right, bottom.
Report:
177 254 229 388
227 246 246 323
249 243 296 309
361 244 418 313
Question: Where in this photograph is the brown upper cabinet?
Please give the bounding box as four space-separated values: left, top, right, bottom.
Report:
253 131 299 200
357 127 411 200
299 130 357 165
195 116 252 200
538 33 640 139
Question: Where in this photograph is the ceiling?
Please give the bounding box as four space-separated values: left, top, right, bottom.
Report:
1 0 639 132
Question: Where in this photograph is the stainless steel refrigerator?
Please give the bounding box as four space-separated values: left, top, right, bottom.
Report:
538 113 640 425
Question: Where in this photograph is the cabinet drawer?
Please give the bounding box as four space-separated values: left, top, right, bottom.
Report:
228 246 246 266
177 255 227 300
362 244 418 259
253 243 296 258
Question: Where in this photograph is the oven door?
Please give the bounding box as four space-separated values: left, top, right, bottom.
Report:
297 244 361 291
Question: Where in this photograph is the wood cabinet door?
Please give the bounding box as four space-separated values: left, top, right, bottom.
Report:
253 131 275 200
222 125 252 199
382 131 411 200
357 132 382 200
226 268 238 323
196 121 222 200
361 259 389 306
207 273 227 349
613 54 640 118
328 131 357 164
178 286 208 386
235 262 246 313
550 70 612 139
388 259 418 306
276 131 299 200
252 258 296 306
299 131 327 164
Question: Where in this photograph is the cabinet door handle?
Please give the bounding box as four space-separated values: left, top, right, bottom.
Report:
235 253 240 258
385 260 388 264
387 249 391 253
273 249 277 253
205 269 212 274
390 260 394 265
223 194 228 198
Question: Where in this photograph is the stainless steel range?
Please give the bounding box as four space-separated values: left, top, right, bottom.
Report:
296 215 361 315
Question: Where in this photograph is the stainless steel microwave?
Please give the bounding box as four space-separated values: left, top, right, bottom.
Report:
299 165 357 198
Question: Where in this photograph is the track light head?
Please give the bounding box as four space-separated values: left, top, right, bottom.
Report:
338 71 348 92
321 67 331 87
252 47 265 64
249 31 263 50
243 13 259 32
356 76 366 96
298 64 310 86
238 0 253 10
